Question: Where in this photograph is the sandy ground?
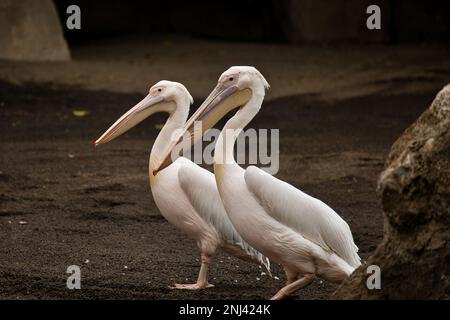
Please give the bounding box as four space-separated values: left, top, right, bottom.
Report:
1 35 450 100
0 36 449 299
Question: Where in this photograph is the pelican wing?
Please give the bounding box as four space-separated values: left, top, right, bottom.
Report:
177 159 271 274
244 165 360 268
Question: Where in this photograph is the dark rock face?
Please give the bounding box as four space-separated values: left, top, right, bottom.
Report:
335 84 450 299
0 0 70 61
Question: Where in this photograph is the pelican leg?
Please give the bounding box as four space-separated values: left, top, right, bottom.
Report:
270 274 315 300
281 269 299 298
170 253 214 290
284 269 299 285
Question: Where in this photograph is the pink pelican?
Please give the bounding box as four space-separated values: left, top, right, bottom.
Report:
158 68 361 299
95 80 270 290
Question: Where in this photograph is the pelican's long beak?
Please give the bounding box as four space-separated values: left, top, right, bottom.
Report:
152 85 251 174
95 95 168 147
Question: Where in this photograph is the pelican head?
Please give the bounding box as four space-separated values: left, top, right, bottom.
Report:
153 66 269 173
216 66 270 98
94 81 193 146
197 66 269 119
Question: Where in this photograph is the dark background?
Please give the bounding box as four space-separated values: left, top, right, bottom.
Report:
54 0 450 45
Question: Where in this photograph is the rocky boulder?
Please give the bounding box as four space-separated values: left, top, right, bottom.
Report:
0 0 70 61
335 84 450 299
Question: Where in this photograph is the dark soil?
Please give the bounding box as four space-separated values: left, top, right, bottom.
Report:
0 81 432 299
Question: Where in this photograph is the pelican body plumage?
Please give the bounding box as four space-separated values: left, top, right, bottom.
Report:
160 68 361 299
95 80 270 290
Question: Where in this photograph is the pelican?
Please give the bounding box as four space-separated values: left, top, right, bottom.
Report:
157 68 361 299
94 80 270 290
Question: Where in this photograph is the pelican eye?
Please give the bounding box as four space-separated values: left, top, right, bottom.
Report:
229 77 234 81
158 88 162 92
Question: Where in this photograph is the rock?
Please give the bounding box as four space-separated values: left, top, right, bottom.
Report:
0 0 70 61
335 84 450 299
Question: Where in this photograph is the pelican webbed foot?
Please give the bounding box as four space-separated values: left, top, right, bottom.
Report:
270 274 315 300
169 282 215 290
169 253 214 290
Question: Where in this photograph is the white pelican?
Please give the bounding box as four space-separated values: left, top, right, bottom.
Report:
95 80 270 290
157 68 361 299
